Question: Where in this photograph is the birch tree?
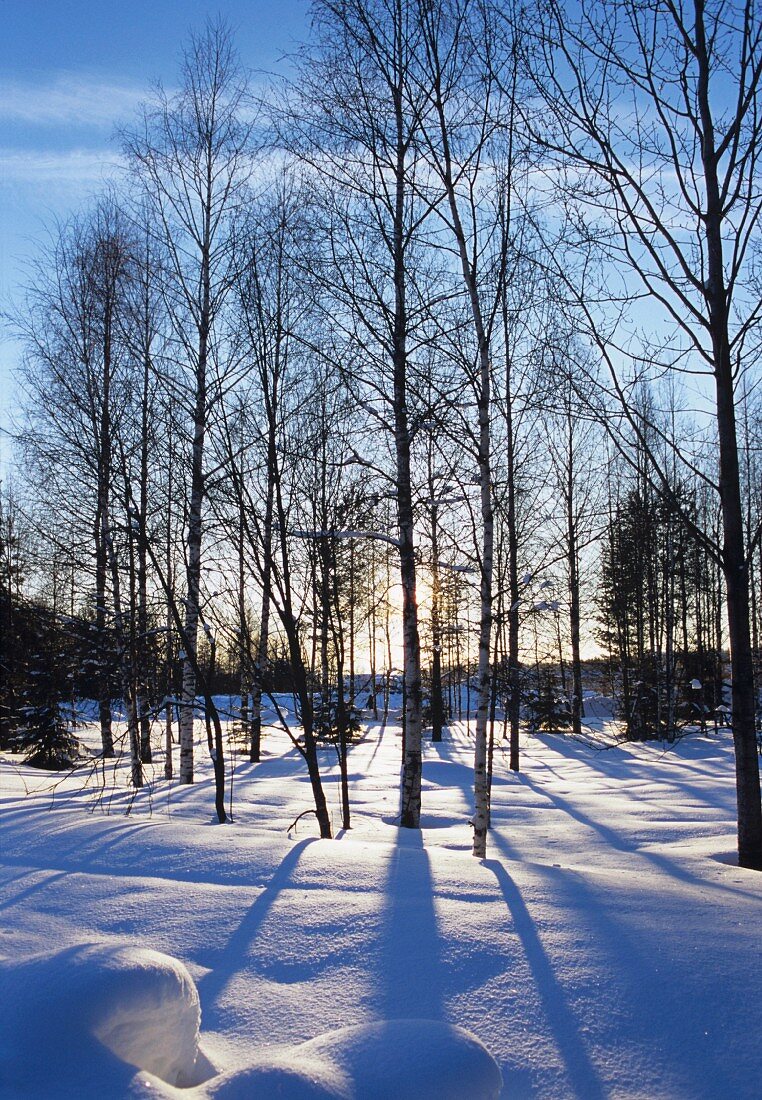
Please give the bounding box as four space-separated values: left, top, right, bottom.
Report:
124 21 253 783
16 202 133 760
284 0 434 827
527 0 762 868
414 0 525 856
542 333 604 737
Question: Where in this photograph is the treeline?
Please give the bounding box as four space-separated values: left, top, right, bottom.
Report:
1 1 761 867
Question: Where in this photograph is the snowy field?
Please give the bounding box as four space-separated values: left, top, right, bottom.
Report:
2 702 761 1098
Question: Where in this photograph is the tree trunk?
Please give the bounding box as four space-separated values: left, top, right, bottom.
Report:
392 91 423 831
694 0 761 867
95 326 114 759
163 418 175 781
137 342 152 764
430 490 444 742
178 373 206 784
567 437 583 738
178 257 211 784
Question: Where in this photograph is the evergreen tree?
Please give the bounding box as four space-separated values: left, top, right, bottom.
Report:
523 666 571 734
0 494 24 750
598 478 714 740
13 606 81 770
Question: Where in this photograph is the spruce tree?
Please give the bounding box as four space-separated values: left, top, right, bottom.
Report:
14 607 81 769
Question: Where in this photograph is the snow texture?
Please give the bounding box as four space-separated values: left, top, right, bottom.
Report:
2 699 761 1098
1 944 203 1095
0 944 500 1099
196 1020 501 1099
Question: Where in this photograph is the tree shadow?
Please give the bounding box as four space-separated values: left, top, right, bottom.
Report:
484 856 606 1100
516 771 751 899
0 815 179 876
0 868 70 912
422 735 477 797
376 833 446 1022
198 837 317 1009
235 745 312 781
486 826 760 1099
527 734 737 813
356 718 389 772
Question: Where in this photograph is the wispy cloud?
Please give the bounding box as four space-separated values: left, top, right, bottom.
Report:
0 74 147 128
1 148 125 187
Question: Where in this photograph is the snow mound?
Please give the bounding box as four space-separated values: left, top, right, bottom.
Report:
204 1054 352 1099
3 945 501 1100
2 943 203 1093
299 1020 503 1100
206 1021 502 1100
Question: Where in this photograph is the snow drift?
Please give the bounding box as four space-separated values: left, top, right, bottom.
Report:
1 944 205 1097
2 943 502 1099
4 716 759 1097
202 1021 503 1100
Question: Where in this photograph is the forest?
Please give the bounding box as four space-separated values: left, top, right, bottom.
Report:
1 0 761 873
2 2 762 1096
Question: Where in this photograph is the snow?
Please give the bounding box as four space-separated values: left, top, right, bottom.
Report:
296 1020 503 1099
189 1020 501 1100
2 944 205 1097
1 704 761 1098
1 942 499 1099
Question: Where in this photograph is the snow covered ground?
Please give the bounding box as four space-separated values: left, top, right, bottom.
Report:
1 702 761 1098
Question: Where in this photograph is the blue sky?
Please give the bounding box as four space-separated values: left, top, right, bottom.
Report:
0 0 310 463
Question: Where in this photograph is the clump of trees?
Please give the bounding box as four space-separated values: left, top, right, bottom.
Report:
2 3 760 869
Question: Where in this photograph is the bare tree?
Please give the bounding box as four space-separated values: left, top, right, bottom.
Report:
527 0 762 868
215 180 335 838
283 0 437 827
15 202 134 760
124 20 253 784
542 331 604 737
414 0 526 855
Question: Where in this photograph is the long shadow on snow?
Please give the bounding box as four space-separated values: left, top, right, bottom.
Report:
485 854 607 1100
234 744 313 782
486 830 757 1100
375 830 446 1021
198 837 317 1012
0 814 172 874
425 727 511 782
528 734 737 811
515 771 748 899
422 736 478 795
422 759 474 792
353 718 389 774
0 868 71 913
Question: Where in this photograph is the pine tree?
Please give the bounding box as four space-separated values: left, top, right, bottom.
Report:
523 666 571 734
14 607 81 770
